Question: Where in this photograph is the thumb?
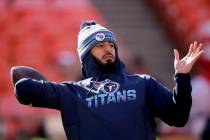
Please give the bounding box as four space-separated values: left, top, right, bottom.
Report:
174 49 180 61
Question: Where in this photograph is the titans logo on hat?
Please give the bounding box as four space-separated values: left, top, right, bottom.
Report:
95 32 105 41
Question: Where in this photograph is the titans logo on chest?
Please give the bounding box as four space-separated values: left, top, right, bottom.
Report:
82 79 137 108
100 80 119 94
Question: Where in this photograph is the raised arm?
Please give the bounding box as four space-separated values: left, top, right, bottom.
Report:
145 73 192 127
146 41 204 127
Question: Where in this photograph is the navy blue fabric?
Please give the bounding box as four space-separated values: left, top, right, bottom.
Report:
15 53 192 140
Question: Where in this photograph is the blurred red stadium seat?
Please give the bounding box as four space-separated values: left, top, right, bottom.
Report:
0 0 110 89
148 0 210 81
0 60 11 95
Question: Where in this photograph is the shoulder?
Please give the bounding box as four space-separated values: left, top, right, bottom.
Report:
126 74 162 87
61 78 92 87
124 73 155 86
128 73 152 80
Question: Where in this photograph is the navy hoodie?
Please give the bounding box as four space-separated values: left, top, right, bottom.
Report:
15 53 192 140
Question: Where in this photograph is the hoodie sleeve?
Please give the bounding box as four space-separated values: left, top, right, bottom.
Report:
145 73 192 127
15 78 66 110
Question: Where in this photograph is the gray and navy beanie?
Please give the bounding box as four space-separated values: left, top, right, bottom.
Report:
77 20 118 63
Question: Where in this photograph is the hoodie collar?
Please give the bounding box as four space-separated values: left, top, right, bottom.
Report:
81 52 125 80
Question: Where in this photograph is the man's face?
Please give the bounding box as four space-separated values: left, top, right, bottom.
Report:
91 41 116 65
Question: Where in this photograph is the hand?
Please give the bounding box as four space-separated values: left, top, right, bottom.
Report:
10 66 48 86
174 41 204 73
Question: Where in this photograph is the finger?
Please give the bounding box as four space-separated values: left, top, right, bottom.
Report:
193 41 198 51
192 50 204 63
174 49 180 61
194 41 198 46
194 41 198 48
186 43 193 57
191 43 202 58
190 42 197 57
194 43 202 56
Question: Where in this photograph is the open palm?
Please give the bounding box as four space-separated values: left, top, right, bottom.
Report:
174 41 204 73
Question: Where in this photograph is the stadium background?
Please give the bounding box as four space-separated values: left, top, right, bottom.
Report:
0 0 210 140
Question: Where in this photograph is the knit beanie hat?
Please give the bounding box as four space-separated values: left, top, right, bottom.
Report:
77 20 118 63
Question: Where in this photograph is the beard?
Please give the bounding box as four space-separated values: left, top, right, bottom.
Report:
91 54 117 73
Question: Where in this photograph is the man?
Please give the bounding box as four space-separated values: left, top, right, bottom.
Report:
11 21 204 140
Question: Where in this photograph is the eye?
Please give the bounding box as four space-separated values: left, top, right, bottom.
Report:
110 43 114 48
96 44 103 48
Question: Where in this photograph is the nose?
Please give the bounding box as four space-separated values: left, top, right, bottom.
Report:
103 42 113 52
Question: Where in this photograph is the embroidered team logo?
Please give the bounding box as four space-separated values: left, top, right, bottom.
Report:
80 79 120 94
80 78 137 108
101 80 120 94
95 33 105 41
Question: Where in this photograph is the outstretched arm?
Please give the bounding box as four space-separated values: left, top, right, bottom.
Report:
10 66 61 109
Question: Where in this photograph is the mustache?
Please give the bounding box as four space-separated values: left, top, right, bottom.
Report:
102 53 114 58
